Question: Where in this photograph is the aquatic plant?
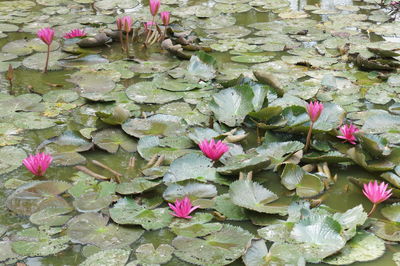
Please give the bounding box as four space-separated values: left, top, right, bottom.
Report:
160 11 170 40
116 17 125 51
304 101 324 152
337 124 359 145
146 0 161 44
168 196 199 219
122 16 133 56
198 139 229 161
22 152 53 176
37 27 54 73
63 29 86 39
363 180 392 216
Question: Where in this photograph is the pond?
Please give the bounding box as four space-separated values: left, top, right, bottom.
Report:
0 0 400 265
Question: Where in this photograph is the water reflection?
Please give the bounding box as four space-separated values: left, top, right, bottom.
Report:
288 0 354 11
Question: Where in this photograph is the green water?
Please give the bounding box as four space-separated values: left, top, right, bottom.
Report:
1 0 399 265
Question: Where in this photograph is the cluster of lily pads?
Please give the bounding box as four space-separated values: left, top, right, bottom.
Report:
1 0 400 265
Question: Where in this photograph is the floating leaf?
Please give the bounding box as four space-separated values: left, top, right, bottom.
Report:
67 213 144 248
116 178 161 195
214 193 247 221
6 181 71 216
29 206 73 226
135 243 174 265
80 249 131 266
324 231 385 265
172 224 253 265
243 239 269 266
381 203 400 222
0 146 26 175
92 128 137 153
163 182 217 202
163 153 220 184
109 198 172 230
229 180 287 215
11 227 69 257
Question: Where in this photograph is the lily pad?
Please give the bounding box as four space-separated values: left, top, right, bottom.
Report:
80 249 131 266
109 198 173 230
92 128 137 153
381 203 400 222
0 146 26 175
67 212 144 248
29 206 73 226
125 81 184 104
122 114 187 138
6 181 71 216
135 243 174 265
22 51 67 71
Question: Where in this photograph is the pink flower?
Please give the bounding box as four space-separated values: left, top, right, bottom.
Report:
149 0 160 17
37 28 54 46
168 197 199 219
144 21 156 31
160 11 170 26
337 124 359 145
198 139 229 161
22 152 53 176
363 180 392 204
122 16 133 32
63 29 86 39
116 17 124 30
306 101 324 123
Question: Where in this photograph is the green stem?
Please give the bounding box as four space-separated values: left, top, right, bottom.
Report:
145 16 155 45
44 45 50 73
368 203 377 217
119 30 125 51
304 122 313 152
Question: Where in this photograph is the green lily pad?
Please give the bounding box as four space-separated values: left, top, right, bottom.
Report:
92 128 137 153
68 69 119 94
324 231 385 265
381 203 400 222
67 212 144 248
109 198 173 230
6 181 71 216
296 173 324 198
0 240 25 263
116 178 161 195
137 135 194 164
73 192 113 213
0 146 26 175
231 55 273 63
210 85 254 127
125 81 184 104
135 243 174 265
22 51 67 71
214 193 247 221
281 163 306 190
229 180 287 215
163 182 218 202
242 239 269 266
11 227 70 257
122 114 187 138
80 249 131 266
29 206 73 226
163 153 220 184
172 224 253 265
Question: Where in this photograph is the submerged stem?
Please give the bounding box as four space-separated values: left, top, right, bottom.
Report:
44 45 50 73
119 30 125 51
304 122 313 152
368 203 377 217
125 31 130 57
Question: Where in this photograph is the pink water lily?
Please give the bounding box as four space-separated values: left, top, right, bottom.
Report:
37 28 55 73
122 16 133 33
37 27 54 46
304 101 324 152
363 180 392 216
337 124 359 145
306 101 324 123
198 139 229 161
149 0 161 17
168 197 199 219
22 152 53 176
160 11 170 26
116 17 124 30
63 29 86 39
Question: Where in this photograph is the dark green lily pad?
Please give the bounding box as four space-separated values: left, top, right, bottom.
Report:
125 81 184 104
116 178 161 195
